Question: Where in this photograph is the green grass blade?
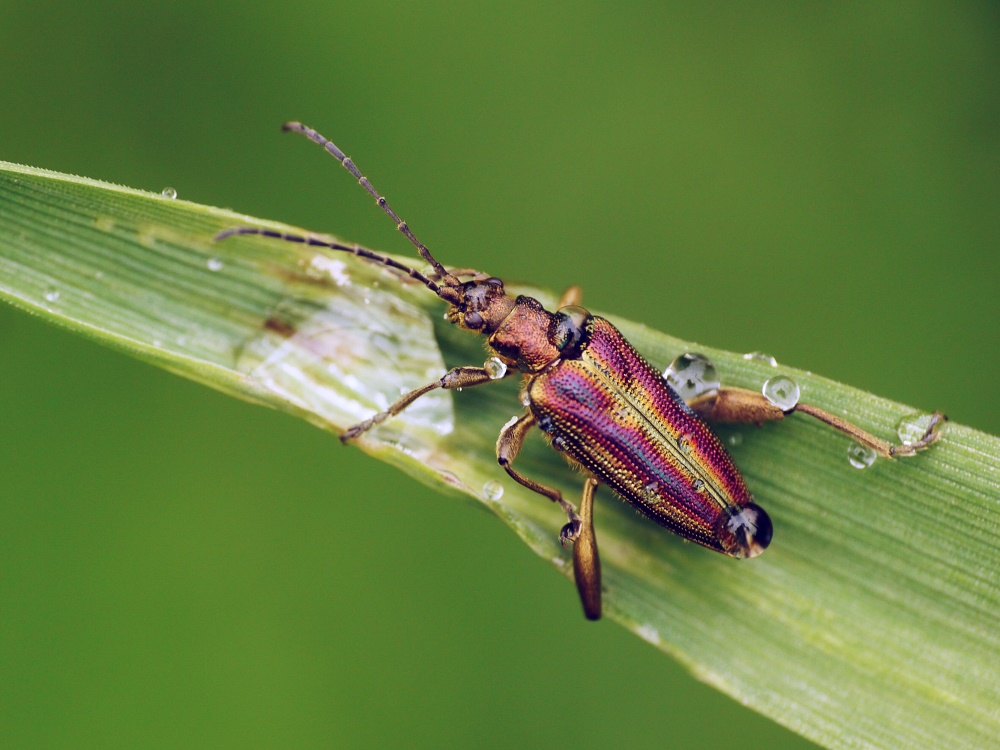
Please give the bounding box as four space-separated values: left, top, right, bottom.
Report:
1 161 997 750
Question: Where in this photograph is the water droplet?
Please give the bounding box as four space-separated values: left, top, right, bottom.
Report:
207 257 223 272
161 187 177 199
727 432 744 447
762 375 800 411
456 387 463 392
643 482 660 504
847 443 877 469
484 356 507 380
44 289 60 302
691 478 705 492
94 216 116 232
896 413 936 446
482 480 504 501
743 351 778 367
663 352 720 400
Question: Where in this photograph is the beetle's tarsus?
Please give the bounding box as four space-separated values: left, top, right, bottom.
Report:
888 411 949 457
560 517 583 547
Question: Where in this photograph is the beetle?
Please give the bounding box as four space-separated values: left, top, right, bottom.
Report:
218 122 946 620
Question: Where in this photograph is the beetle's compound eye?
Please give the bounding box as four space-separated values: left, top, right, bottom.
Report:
464 310 485 329
721 503 773 559
550 305 592 357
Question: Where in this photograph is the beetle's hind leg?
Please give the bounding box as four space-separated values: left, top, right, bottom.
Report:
573 477 602 620
342 365 513 442
496 414 603 620
688 387 947 458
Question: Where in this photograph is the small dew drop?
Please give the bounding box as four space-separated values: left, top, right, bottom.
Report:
897 413 936 446
207 257 224 272
44 289 60 302
763 375 800 411
847 443 877 470
663 352 720 400
743 351 778 367
484 356 507 380
94 216 115 232
727 432 744 447
691 478 705 492
456 387 463 393
161 187 177 200
482 479 504 501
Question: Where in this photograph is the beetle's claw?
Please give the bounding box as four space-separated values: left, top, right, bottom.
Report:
560 518 583 547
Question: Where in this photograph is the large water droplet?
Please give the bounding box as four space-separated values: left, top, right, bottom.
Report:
484 356 507 380
847 443 877 469
44 289 60 302
762 375 800 411
161 187 177 199
743 351 778 367
663 352 720 400
207 257 224 272
482 480 504 501
896 413 936 446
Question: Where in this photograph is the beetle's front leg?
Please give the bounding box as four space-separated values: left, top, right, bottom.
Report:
688 387 947 459
342 365 512 442
557 284 584 308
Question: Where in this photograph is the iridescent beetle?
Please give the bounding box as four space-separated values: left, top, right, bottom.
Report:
218 122 946 620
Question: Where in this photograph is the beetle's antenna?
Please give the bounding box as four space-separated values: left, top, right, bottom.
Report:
213 227 461 303
282 121 460 288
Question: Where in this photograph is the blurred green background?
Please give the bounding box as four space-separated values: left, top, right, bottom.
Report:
1 2 997 748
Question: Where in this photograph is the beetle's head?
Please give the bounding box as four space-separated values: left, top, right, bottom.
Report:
446 276 516 334
717 503 773 559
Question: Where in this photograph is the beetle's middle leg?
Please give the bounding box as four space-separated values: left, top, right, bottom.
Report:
497 414 603 619
496 413 582 541
688 387 947 459
342 365 512 442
